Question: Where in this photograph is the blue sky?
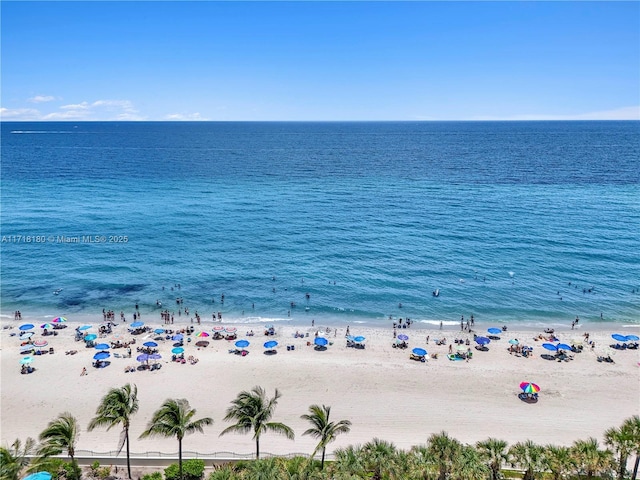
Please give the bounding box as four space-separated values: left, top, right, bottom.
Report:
1 1 639 121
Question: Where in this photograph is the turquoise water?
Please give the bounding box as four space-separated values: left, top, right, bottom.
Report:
1 121 639 326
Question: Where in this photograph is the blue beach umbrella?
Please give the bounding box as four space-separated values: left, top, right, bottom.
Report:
542 343 558 351
556 343 573 351
475 336 491 345
171 347 184 354
41 323 54 330
488 327 502 335
84 334 97 341
19 324 35 331
148 353 162 360
78 325 92 331
20 356 34 365
172 334 184 341
625 334 639 341
154 328 165 334
508 339 519 345
412 347 427 356
612 334 628 342
264 340 278 349
397 334 409 341
314 337 328 346
131 321 144 328
143 341 158 347
94 343 110 350
20 332 34 340
354 336 366 343
22 472 52 480
93 351 110 360
235 339 250 348
136 354 150 362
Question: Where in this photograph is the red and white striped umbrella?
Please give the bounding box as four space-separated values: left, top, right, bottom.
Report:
212 326 224 331
225 327 237 333
33 339 48 347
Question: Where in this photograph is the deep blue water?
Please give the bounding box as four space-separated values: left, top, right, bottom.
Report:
1 121 639 326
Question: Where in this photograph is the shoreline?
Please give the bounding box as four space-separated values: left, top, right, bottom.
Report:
2 317 639 457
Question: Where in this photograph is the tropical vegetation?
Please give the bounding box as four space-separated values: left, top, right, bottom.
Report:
5 384 638 480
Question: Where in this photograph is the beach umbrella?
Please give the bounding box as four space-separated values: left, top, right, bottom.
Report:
40 323 54 330
265 324 274 329
397 334 409 341
457 344 468 352
136 354 150 362
131 321 144 328
154 328 165 334
171 347 184 354
354 336 366 343
264 340 278 349
94 343 110 350
508 339 520 345
412 347 427 356
314 337 328 346
519 382 540 394
19 332 34 341
22 472 52 480
212 325 224 331
542 343 558 351
196 331 210 338
94 351 110 360
143 341 158 347
225 327 237 333
625 334 639 341
475 336 490 345
488 327 502 335
172 334 184 341
78 325 92 331
235 339 250 348
148 353 162 360
20 356 34 365
611 334 627 342
33 339 48 348
556 343 573 351
19 324 35 331
52 317 67 323
84 334 97 341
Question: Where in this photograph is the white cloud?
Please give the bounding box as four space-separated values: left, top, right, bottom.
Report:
472 106 640 121
164 112 210 121
0 107 42 119
1 99 147 121
28 95 57 103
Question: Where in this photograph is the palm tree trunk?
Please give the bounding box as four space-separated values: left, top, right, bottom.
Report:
125 429 132 480
256 438 260 460
632 455 639 480
178 438 183 480
618 454 628 480
321 447 326 470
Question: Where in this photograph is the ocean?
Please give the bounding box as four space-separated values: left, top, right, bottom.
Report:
1 121 638 328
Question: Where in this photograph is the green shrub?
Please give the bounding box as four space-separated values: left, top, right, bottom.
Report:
88 461 111 479
141 472 163 480
164 459 206 480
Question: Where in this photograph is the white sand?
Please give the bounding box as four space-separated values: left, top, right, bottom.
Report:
1 318 638 458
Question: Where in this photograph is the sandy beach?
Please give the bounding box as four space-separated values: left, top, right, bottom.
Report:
1 316 638 460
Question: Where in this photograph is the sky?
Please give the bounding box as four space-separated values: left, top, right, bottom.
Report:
1 1 639 121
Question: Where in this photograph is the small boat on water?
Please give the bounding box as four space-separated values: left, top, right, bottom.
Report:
432 289 440 297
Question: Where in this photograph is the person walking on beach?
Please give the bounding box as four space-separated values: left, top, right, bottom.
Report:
81 367 87 376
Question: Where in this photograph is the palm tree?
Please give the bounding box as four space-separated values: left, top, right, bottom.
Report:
427 431 462 480
452 445 490 480
331 444 366 478
361 438 398 480
508 440 545 480
139 398 212 480
408 444 439 479
605 424 635 480
623 416 640 480
476 438 509 480
0 438 37 480
87 383 139 479
301 404 351 470
38 413 80 480
544 445 575 480
571 437 614 480
220 386 294 459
